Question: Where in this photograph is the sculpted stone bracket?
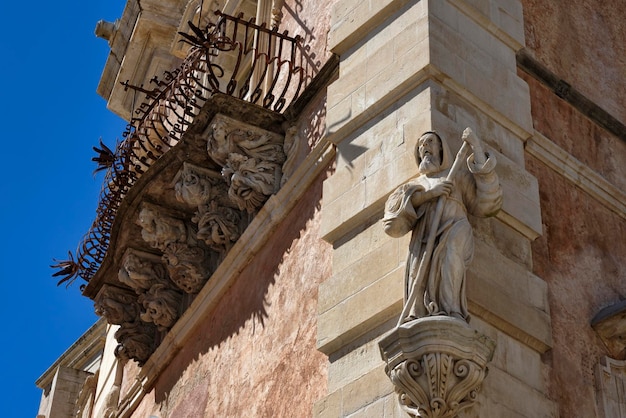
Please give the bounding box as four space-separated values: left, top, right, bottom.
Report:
85 103 293 365
379 317 495 418
94 284 157 365
136 203 215 294
203 113 287 213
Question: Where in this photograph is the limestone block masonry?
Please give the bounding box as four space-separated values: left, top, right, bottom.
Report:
316 0 556 416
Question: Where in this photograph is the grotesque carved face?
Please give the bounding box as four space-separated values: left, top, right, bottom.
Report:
195 202 242 252
138 284 181 329
94 287 138 325
162 242 211 294
175 167 213 207
136 207 186 251
222 154 277 213
114 321 156 364
119 253 166 292
95 296 137 325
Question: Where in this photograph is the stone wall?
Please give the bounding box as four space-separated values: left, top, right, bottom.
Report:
521 2 626 416
315 0 558 417
117 167 332 417
522 0 626 123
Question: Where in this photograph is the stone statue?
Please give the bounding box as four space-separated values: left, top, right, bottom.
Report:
382 128 502 323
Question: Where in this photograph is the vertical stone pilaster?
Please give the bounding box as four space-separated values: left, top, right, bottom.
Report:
317 0 556 416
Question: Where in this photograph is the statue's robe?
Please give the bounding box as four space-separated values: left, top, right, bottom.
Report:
383 148 502 320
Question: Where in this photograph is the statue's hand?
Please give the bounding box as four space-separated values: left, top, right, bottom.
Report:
462 127 480 148
431 180 453 199
462 127 487 166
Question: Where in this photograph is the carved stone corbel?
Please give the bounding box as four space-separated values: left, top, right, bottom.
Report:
136 204 213 294
222 153 281 213
137 282 183 331
118 249 183 331
204 114 286 213
118 250 169 293
93 285 158 364
136 205 187 253
94 285 140 325
193 200 242 253
114 321 158 365
379 317 495 418
173 162 244 253
173 162 226 208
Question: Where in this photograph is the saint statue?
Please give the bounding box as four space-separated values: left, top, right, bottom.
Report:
382 128 502 323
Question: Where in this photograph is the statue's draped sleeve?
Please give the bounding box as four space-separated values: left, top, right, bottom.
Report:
382 182 426 238
463 152 502 217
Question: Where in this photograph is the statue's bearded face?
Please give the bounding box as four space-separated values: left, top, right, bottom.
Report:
418 133 442 174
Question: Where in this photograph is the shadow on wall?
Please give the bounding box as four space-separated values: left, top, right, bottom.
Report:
152 169 327 416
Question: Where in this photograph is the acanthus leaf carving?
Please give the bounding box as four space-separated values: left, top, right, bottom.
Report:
379 317 494 418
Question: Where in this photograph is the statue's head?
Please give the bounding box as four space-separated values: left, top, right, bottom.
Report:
416 131 444 174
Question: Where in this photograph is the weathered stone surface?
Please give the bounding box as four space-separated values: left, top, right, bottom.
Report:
382 128 502 323
522 0 626 123
146 173 331 418
526 151 626 417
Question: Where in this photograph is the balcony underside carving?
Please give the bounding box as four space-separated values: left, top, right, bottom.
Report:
84 95 292 364
51 10 321 366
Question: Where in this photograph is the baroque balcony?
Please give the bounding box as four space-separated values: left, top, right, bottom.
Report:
53 10 320 365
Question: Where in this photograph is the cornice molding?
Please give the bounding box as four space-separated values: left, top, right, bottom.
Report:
517 49 626 141
526 131 626 221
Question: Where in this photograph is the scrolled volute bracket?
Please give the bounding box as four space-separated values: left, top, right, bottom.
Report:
379 317 495 418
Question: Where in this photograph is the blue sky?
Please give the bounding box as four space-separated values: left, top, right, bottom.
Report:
0 2 127 416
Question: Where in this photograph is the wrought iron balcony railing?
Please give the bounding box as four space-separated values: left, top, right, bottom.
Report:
52 11 309 286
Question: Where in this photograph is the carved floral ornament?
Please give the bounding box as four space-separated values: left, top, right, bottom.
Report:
91 114 293 365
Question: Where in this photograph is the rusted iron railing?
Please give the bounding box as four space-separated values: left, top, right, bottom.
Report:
52 11 307 286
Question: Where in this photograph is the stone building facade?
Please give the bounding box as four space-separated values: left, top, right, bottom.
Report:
37 0 625 417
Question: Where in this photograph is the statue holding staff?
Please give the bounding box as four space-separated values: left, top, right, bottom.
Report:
383 128 502 324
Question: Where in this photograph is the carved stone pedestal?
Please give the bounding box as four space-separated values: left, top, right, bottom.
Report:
379 317 495 418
